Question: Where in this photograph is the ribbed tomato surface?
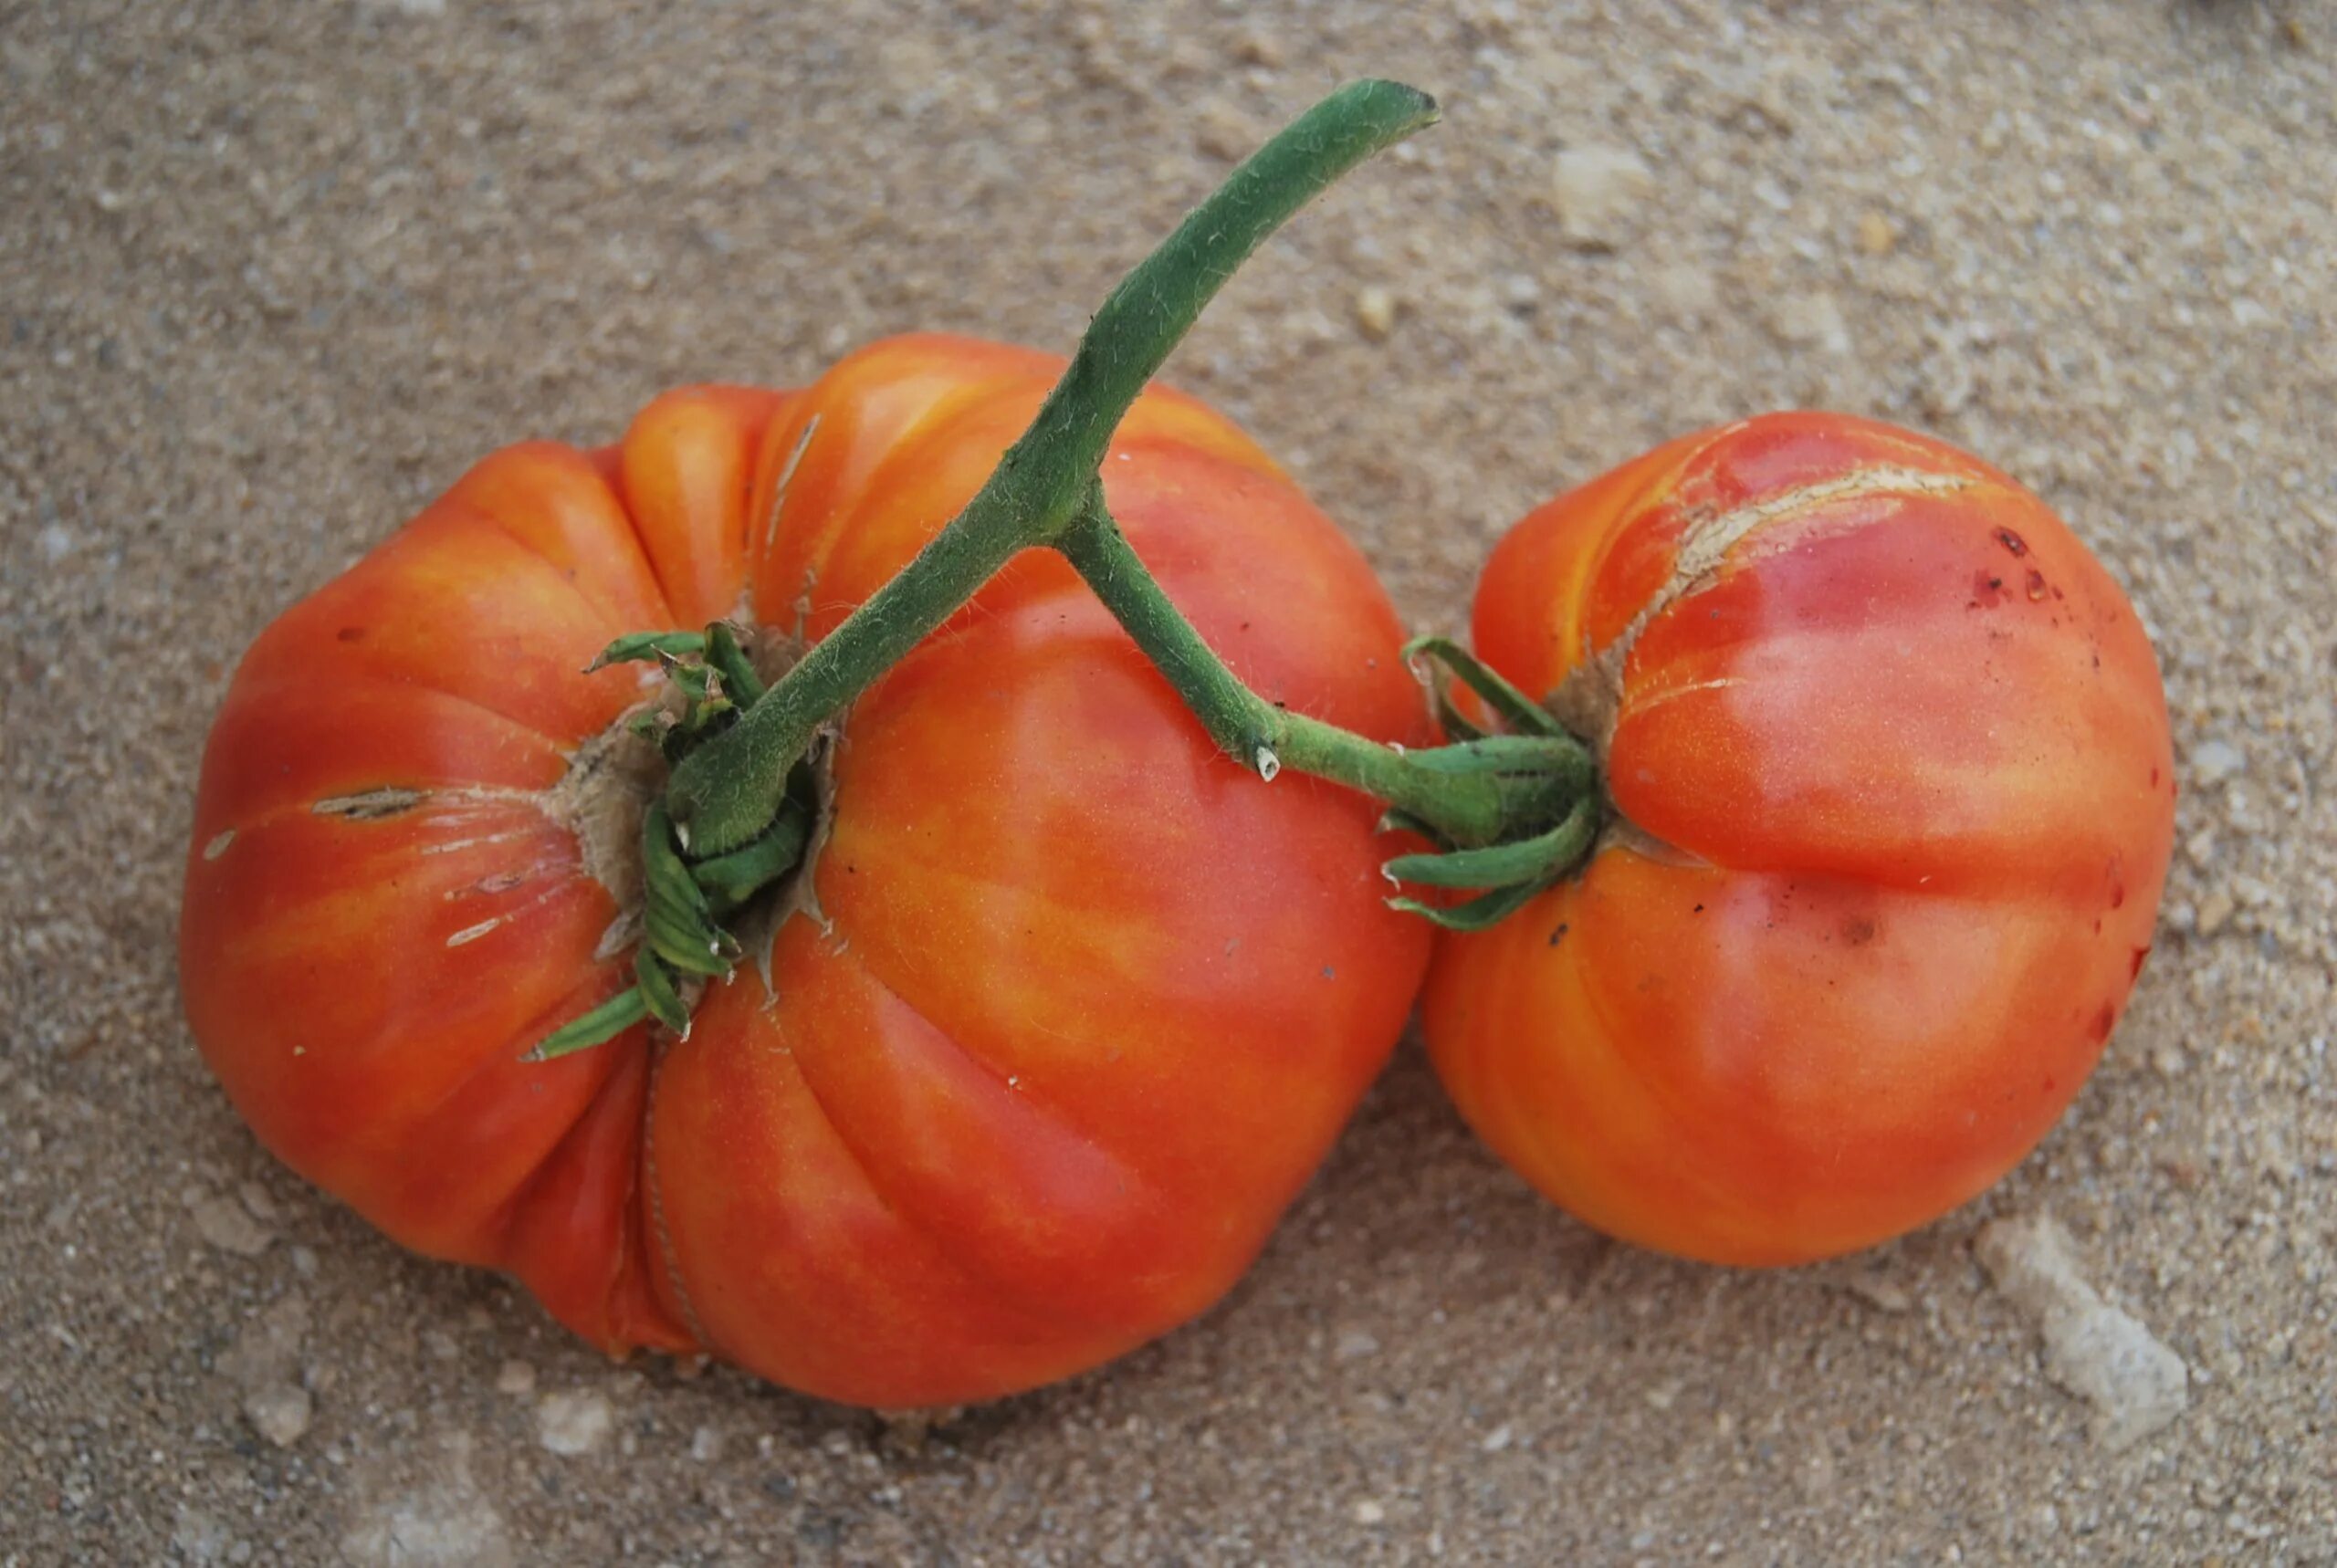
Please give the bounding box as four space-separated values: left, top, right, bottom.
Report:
1424 413 2175 1265
182 334 1431 1405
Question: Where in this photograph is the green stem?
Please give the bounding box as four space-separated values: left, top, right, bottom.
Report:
1054 497 1589 845
665 78 1441 855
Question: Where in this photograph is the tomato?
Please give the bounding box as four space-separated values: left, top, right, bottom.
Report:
1422 413 2176 1265
181 333 1432 1406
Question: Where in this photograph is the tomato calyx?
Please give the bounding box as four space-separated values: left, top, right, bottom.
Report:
528 622 825 1061
1376 637 1605 931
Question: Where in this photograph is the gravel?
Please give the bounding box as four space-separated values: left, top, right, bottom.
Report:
4 1 2333 1563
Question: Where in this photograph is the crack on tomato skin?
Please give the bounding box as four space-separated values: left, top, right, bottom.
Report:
762 413 821 570
1545 464 1977 759
311 786 430 821
1526 464 1980 880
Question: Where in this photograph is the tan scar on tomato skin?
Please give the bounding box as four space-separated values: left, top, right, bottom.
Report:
1535 464 1979 873
1545 465 1977 755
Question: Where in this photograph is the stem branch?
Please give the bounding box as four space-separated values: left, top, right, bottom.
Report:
1055 496 1562 845
665 79 1441 854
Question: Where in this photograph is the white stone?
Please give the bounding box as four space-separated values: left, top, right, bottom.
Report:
1976 1214 2189 1452
2188 738 2245 786
244 1383 312 1448
1549 146 1655 250
537 1389 615 1457
191 1193 272 1257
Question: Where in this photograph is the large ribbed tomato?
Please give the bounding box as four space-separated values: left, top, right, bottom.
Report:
181 333 1431 1406
1423 413 2175 1265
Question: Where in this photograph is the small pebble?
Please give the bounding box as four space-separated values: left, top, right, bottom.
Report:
495 1360 537 1397
191 1194 272 1258
1352 1499 1387 1526
1354 287 1398 341
537 1390 615 1457
2196 892 2236 937
244 1384 313 1448
1857 211 1898 256
1548 145 1654 249
2188 739 2245 786
1769 292 1852 355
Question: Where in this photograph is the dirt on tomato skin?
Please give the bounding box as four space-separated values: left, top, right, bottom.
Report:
5 3 2335 1564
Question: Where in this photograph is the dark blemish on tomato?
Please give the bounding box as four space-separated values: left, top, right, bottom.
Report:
1970 569 2008 608
1840 915 1880 946
2025 569 2049 601
2092 917 2103 935
2090 1003 2117 1043
2151 767 2161 787
1995 527 2028 556
1692 904 1704 914
2130 946 2152 980
2110 882 2126 910
2051 586 2065 601
1547 923 1569 946
311 787 426 821
337 625 365 642
1321 967 1336 979
2042 1075 2059 1093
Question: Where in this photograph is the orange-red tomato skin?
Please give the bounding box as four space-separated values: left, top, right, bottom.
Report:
182 336 1430 1404
1426 413 2176 1266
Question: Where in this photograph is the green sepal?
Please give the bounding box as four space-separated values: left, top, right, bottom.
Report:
655 649 715 704
646 902 732 977
523 987 649 1061
588 629 706 672
692 800 812 915
634 946 693 1035
1387 878 1552 932
704 622 766 709
1376 806 1448 846
1403 635 1561 737
1383 802 1596 890
677 694 736 736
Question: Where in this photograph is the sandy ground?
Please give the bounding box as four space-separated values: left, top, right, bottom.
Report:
5 1 2333 1563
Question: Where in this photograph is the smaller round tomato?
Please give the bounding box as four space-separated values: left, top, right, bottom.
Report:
1423 413 2176 1266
